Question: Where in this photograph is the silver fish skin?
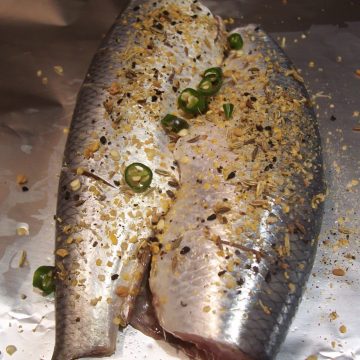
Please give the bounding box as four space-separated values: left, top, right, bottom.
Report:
130 267 208 360
149 25 325 360
52 0 226 359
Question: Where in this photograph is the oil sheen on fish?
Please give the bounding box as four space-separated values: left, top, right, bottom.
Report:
52 0 226 359
149 26 325 360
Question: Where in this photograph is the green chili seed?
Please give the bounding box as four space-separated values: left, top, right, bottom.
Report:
228 33 243 50
198 76 222 96
33 266 55 295
178 88 207 115
223 103 234 119
203 67 223 81
125 163 153 193
197 67 223 95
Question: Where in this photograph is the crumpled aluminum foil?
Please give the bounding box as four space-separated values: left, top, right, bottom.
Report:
1 0 359 359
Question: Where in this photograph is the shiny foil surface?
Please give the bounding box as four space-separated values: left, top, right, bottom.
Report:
0 1 359 359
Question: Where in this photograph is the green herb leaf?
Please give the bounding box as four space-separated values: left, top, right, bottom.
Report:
125 163 153 193
223 103 234 119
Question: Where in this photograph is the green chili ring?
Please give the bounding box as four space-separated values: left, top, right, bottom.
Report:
161 114 189 133
203 67 223 82
198 76 222 96
178 88 207 115
33 266 55 295
125 163 153 193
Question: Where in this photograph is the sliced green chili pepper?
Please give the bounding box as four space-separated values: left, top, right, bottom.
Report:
203 67 223 82
228 33 243 50
33 266 55 295
178 88 207 115
197 67 223 95
223 103 234 119
198 76 222 96
125 163 153 193
161 114 189 133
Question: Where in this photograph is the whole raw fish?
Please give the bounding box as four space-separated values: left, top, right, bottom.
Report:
52 0 226 358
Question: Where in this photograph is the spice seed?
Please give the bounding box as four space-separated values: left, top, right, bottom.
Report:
16 222 29 236
166 189 176 199
339 325 347 333
56 248 69 258
178 129 189 137
226 171 236 180
16 174 28 185
155 168 170 176
168 179 179 188
70 178 81 192
110 149 120 161
207 214 217 221
19 250 27 268
6 345 17 356
214 206 231 214
115 286 129 297
180 246 191 255
332 268 346 276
